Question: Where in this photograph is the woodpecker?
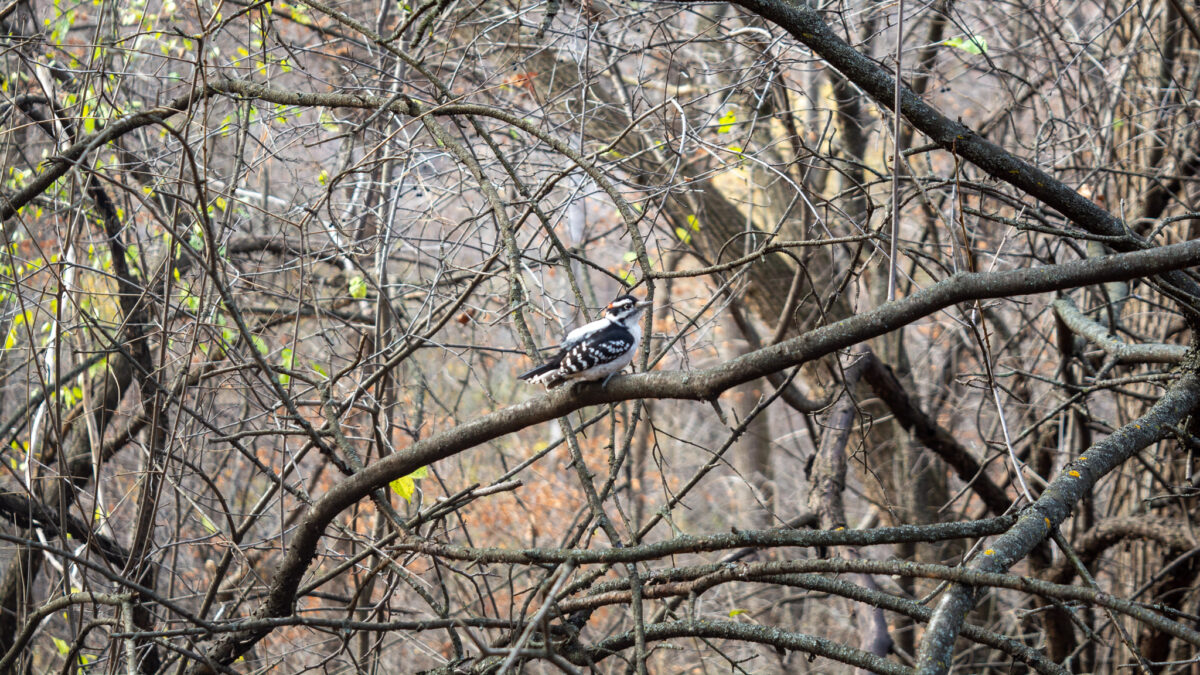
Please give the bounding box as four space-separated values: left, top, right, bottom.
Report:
518 295 650 388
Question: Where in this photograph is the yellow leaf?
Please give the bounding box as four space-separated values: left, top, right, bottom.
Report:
389 466 428 502
717 109 737 133
390 476 414 501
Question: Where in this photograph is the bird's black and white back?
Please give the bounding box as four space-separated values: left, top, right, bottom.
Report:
519 295 648 388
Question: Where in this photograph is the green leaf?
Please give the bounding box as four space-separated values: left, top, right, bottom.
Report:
311 362 328 378
619 269 636 287
349 276 368 299
250 335 268 354
53 637 70 655
717 109 737 133
943 35 987 55
623 251 638 263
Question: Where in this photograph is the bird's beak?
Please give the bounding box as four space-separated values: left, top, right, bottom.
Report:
637 300 652 308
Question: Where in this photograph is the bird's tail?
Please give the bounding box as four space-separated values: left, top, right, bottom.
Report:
518 362 557 381
518 363 565 388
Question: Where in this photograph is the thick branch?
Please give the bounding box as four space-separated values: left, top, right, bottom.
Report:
1044 515 1195 585
397 516 1015 565
0 85 216 222
0 493 128 566
916 373 1200 675
182 239 1200 670
570 556 1200 647
588 620 908 675
685 0 1200 306
1053 297 1188 364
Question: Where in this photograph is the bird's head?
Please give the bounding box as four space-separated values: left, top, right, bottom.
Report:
604 295 651 325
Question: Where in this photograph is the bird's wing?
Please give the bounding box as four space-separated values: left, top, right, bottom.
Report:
519 316 610 384
561 316 610 348
557 327 636 376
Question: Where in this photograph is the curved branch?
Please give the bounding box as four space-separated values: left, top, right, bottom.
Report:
571 556 1200 649
0 592 131 672
588 620 908 675
916 373 1200 675
767 573 1065 675
689 0 1111 241
0 85 217 222
0 493 129 566
397 515 1015 565
1044 515 1195 585
683 0 1200 308
1054 297 1188 364
178 238 1200 670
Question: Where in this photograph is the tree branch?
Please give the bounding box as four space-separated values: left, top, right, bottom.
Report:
916 373 1200 675
1054 297 1188 364
182 238 1200 670
677 0 1200 307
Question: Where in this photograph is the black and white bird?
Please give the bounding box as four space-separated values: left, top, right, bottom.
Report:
518 295 650 388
